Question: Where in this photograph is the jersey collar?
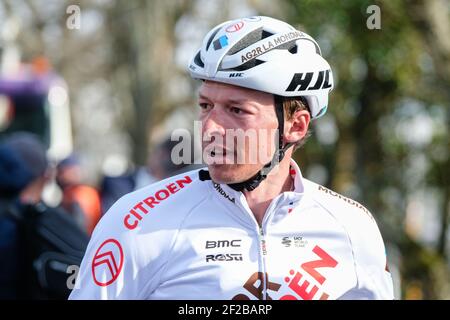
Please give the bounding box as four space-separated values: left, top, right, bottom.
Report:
209 159 307 228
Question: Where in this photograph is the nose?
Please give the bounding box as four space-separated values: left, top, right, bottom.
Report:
202 106 226 139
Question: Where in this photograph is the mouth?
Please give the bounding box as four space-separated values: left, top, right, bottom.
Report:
204 145 234 162
210 149 226 157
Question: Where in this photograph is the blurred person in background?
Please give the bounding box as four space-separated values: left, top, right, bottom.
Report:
0 132 88 299
56 154 102 235
100 136 200 213
0 132 48 298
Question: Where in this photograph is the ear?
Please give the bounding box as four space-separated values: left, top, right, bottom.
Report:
284 109 310 144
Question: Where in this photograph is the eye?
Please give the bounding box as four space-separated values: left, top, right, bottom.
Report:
230 106 242 114
199 103 212 111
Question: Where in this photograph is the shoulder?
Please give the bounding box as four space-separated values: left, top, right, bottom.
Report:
304 179 375 222
303 179 387 265
96 168 210 235
70 168 211 299
87 169 211 266
304 179 394 299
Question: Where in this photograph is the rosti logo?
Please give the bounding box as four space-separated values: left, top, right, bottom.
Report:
206 253 243 262
226 21 244 33
123 176 193 230
91 239 124 287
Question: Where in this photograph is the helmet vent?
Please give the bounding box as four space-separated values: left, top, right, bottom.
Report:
275 40 297 52
226 28 264 55
194 51 204 68
206 26 222 51
261 30 274 39
288 45 298 54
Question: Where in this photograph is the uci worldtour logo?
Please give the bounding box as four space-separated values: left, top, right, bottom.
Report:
281 236 308 248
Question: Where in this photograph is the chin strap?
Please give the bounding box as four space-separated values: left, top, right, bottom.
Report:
199 95 294 192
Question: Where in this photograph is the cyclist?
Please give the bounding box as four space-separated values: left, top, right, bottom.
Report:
70 16 394 300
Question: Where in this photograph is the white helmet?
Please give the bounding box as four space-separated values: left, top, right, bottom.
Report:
188 16 334 119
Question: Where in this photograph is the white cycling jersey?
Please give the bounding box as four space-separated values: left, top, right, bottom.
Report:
69 160 394 300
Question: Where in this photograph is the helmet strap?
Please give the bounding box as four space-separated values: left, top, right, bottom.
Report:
227 94 294 191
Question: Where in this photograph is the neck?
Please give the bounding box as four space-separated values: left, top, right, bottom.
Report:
243 157 293 226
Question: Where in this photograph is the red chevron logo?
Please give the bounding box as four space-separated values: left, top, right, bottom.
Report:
91 239 124 286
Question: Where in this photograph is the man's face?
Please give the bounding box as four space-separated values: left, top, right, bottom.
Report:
56 164 82 188
198 81 278 184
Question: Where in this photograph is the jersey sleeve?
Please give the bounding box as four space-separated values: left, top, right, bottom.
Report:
68 191 176 300
339 209 394 300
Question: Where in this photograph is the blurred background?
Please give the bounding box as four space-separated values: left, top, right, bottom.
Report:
0 0 448 299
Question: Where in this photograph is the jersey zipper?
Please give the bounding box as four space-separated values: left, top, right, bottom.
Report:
234 193 285 300
258 226 268 300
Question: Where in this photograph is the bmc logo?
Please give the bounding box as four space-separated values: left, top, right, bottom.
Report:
229 73 244 78
285 69 332 92
206 239 241 249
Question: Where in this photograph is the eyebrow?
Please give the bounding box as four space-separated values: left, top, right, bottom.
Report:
198 93 211 101
198 93 252 106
